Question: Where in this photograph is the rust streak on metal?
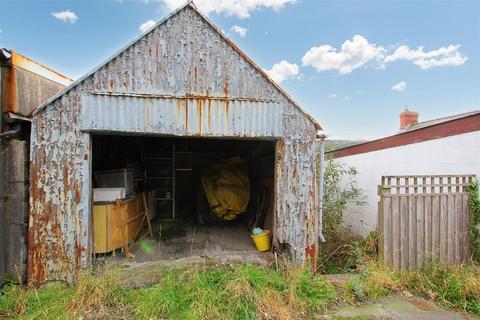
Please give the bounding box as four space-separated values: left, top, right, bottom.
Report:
11 51 74 86
185 95 189 134
89 91 276 103
7 63 17 113
194 65 197 91
207 99 211 132
197 98 203 135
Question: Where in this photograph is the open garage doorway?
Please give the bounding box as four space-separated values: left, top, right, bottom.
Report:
90 134 277 264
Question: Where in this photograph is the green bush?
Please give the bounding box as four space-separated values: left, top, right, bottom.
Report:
468 181 480 264
322 160 364 241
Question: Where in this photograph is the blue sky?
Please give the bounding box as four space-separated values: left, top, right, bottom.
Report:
1 0 479 139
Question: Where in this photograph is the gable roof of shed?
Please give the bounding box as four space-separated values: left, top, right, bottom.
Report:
32 1 321 130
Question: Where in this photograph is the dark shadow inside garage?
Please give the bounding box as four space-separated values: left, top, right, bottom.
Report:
91 134 276 264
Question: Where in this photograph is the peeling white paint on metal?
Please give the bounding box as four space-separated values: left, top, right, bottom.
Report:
80 94 282 137
29 5 320 284
29 92 91 285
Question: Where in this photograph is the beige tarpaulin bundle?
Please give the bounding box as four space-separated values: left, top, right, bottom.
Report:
201 157 250 221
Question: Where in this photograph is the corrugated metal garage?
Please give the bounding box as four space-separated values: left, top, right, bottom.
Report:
28 2 323 285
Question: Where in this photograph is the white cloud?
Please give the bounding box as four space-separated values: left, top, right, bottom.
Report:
230 25 247 38
302 35 468 75
265 60 299 83
392 81 407 92
51 10 78 23
384 44 467 69
163 0 296 19
344 96 351 100
139 19 156 33
328 94 336 98
301 35 386 75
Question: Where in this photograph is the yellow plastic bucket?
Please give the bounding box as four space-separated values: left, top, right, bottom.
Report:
251 230 271 252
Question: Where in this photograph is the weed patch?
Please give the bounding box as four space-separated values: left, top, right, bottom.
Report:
344 258 480 315
1 262 336 320
130 263 336 319
0 282 73 319
400 262 480 315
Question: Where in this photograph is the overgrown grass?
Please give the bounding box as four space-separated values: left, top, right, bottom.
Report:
130 263 336 319
0 269 133 319
317 231 378 274
3 246 479 319
0 282 74 319
343 258 480 315
0 262 337 320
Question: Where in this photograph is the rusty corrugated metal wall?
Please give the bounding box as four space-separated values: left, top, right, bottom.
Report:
1 49 71 284
29 4 320 284
1 51 70 117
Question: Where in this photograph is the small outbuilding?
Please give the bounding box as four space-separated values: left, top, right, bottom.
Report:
29 3 324 284
0 49 73 285
331 108 480 237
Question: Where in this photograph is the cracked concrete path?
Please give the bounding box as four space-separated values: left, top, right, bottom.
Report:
324 294 479 320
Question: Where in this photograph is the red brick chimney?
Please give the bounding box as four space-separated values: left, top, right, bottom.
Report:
399 107 419 130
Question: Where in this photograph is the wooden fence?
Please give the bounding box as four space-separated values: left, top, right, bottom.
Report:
378 175 475 270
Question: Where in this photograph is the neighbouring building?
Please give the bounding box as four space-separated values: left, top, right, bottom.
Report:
0 49 73 284
28 2 324 285
330 108 480 237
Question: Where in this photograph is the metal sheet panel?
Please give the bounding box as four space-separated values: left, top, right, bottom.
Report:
275 106 318 265
81 94 282 137
29 92 90 285
1 50 69 117
14 67 66 117
29 4 320 284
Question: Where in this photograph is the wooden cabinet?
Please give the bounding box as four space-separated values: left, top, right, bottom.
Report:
93 194 146 254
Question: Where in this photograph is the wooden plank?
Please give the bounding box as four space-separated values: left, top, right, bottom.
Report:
416 195 425 266
432 194 440 261
383 196 393 267
447 195 455 264
454 194 462 263
392 196 401 270
408 195 417 268
439 194 447 262
400 196 409 270
463 194 471 259
425 195 432 262
378 196 385 265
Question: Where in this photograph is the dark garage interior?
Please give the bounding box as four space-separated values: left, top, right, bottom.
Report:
91 134 276 263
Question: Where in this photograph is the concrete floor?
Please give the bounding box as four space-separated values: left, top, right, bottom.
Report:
324 294 479 320
99 219 270 265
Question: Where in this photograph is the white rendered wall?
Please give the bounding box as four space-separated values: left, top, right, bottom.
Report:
336 130 480 237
